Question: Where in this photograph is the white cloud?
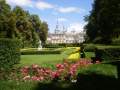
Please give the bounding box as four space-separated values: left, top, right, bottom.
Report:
6 0 86 14
36 1 54 10
6 0 33 7
58 18 67 22
57 7 85 13
67 22 86 33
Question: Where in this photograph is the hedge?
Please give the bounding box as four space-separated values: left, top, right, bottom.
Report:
84 44 96 52
0 38 21 69
21 50 62 55
101 48 120 61
44 43 81 48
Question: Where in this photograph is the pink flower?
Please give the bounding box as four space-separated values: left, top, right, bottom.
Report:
51 71 59 78
96 60 100 64
31 76 40 81
20 66 29 76
32 64 39 69
23 75 30 80
39 76 44 81
58 69 65 73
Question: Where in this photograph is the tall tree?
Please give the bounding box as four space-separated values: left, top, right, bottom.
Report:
39 22 48 44
0 0 49 48
0 0 12 38
85 0 120 44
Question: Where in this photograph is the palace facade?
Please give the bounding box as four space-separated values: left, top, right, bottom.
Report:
47 31 85 44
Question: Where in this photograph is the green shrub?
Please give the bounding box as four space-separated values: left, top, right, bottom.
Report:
93 37 101 44
0 38 21 69
44 43 81 48
21 50 62 55
44 44 64 48
84 44 96 52
101 48 120 61
112 37 120 45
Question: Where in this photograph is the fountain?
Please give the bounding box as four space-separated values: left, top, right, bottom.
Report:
38 40 42 51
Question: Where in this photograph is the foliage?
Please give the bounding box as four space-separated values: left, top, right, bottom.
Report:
44 43 81 48
0 0 48 48
44 44 65 48
101 48 120 61
21 50 62 55
85 0 120 44
0 38 21 69
84 44 96 52
112 37 120 45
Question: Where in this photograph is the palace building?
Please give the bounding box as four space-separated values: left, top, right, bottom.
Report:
47 22 85 44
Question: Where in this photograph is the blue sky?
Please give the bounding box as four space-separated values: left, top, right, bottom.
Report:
6 0 93 33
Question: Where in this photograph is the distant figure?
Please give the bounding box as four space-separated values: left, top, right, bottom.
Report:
80 45 85 58
91 48 102 63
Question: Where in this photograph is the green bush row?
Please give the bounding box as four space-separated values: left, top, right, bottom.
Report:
44 43 81 48
112 37 120 45
84 44 96 52
0 38 21 69
102 48 120 61
21 50 62 55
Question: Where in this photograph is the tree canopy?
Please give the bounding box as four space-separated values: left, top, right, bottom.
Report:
85 0 120 44
0 0 48 48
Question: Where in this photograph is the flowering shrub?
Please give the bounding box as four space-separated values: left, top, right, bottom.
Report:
20 59 93 82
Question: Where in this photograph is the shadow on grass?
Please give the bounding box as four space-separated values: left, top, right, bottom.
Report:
108 60 120 80
35 73 120 90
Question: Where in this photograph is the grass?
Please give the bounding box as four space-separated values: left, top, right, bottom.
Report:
20 48 94 67
78 64 117 78
0 81 37 90
20 54 64 67
19 47 80 67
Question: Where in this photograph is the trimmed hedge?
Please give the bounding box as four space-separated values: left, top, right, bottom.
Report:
21 50 62 55
84 44 96 52
0 38 21 69
44 43 81 48
101 48 120 61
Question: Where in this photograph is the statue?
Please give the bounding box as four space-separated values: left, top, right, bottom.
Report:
38 40 42 51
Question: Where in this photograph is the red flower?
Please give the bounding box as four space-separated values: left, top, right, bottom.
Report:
56 64 64 69
51 71 59 78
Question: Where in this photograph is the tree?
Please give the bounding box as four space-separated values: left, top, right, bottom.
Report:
85 0 120 44
0 0 11 38
39 22 48 44
0 1 49 48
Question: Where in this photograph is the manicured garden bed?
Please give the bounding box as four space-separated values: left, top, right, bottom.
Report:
1 46 120 90
0 62 119 90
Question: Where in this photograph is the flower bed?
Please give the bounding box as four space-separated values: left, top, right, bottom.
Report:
0 59 101 83
20 59 94 82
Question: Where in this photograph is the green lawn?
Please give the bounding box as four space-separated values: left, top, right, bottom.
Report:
20 49 94 67
20 54 64 66
19 47 80 67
